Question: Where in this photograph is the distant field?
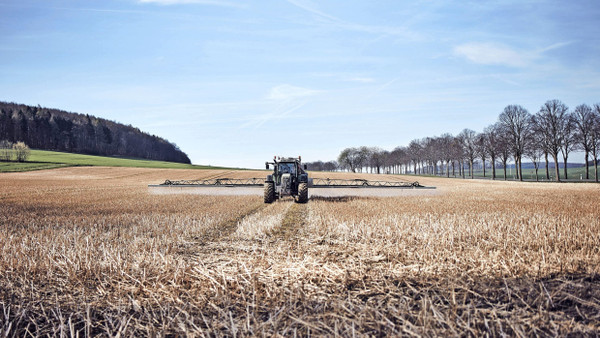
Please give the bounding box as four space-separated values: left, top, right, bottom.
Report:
0 161 69 172
0 149 231 172
413 165 599 181
502 165 598 181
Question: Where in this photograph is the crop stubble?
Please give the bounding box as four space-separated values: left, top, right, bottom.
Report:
1 167 599 336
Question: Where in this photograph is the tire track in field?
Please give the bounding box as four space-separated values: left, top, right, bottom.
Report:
231 199 309 242
233 201 291 239
175 201 266 258
185 200 309 265
270 202 308 241
199 205 265 244
196 170 237 181
189 200 310 286
180 199 295 260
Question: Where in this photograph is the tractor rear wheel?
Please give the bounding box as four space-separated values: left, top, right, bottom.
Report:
264 182 275 203
296 182 308 203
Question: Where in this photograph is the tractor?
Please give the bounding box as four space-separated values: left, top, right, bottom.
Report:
264 156 310 203
153 157 430 199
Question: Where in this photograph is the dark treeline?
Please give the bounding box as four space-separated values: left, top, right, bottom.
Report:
307 100 600 182
0 102 190 164
305 160 338 172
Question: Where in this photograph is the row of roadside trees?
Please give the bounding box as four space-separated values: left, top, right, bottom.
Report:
306 100 600 182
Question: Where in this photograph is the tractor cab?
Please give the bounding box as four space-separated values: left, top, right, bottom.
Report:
278 162 296 175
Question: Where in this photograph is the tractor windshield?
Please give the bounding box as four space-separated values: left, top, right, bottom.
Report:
279 163 296 175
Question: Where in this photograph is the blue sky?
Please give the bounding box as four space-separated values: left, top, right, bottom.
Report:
1 0 599 168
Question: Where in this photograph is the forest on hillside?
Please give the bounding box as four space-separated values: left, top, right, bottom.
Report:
0 102 190 164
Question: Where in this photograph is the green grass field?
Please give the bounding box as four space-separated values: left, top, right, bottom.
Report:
0 150 231 173
421 165 599 181
493 166 597 181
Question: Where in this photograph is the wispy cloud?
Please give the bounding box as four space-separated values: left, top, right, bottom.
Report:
363 77 400 100
266 84 320 100
347 77 376 83
54 7 149 14
137 0 243 7
309 72 377 84
235 84 320 129
285 0 420 40
241 101 307 129
285 0 338 22
490 74 523 87
453 42 529 67
538 41 575 53
453 41 574 68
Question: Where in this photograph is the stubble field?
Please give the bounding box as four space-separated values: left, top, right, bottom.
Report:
1 167 599 336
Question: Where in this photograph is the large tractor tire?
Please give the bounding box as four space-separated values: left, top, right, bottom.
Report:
264 182 275 203
295 182 308 203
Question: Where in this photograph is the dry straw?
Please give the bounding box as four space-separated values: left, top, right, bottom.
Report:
1 168 599 335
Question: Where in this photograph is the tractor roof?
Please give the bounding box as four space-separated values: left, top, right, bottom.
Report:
277 157 301 163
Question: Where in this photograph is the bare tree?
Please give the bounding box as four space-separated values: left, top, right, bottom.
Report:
530 114 551 180
356 146 372 173
559 112 577 180
498 105 532 181
338 147 372 173
483 124 502 180
573 104 594 179
475 132 489 178
422 137 440 175
368 147 385 174
524 132 544 181
13 141 30 162
591 104 600 182
432 137 444 175
536 100 569 181
496 127 512 180
408 140 422 174
337 148 359 172
541 130 551 181
379 150 392 174
453 133 466 178
458 129 477 179
306 160 324 171
449 136 464 177
438 133 454 178
323 161 338 172
390 147 408 174
0 140 14 161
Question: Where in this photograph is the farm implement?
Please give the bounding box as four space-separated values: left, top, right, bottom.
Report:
149 156 433 202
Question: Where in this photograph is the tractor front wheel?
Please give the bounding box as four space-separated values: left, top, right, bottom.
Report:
264 182 275 203
296 182 308 203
